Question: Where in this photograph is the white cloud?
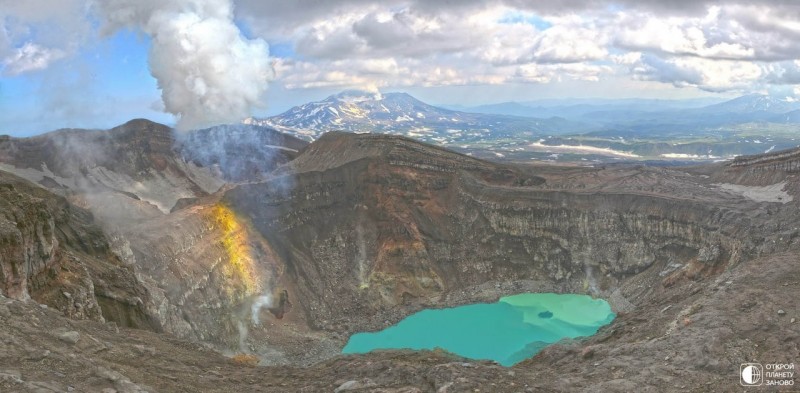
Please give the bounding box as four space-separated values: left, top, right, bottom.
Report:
480 16 607 65
0 0 89 76
527 24 608 63
515 63 612 83
276 57 483 89
8 0 800 113
261 4 621 91
294 7 496 60
613 8 758 60
250 1 800 94
3 43 65 75
627 53 764 92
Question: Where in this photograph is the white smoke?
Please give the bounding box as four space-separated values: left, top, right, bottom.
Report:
96 0 274 130
237 320 249 351
584 264 599 295
237 293 272 351
250 294 272 325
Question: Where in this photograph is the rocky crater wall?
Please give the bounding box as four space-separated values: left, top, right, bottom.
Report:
225 153 754 333
0 172 156 329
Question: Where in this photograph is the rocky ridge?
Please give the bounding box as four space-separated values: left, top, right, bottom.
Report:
0 170 155 329
0 121 798 392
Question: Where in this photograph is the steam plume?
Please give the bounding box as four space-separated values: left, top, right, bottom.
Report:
250 294 272 325
584 264 599 295
237 293 273 351
96 0 274 130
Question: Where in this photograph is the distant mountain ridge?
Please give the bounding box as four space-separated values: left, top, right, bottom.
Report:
465 93 800 127
701 94 800 114
245 90 586 144
252 91 800 139
246 91 800 163
464 97 725 118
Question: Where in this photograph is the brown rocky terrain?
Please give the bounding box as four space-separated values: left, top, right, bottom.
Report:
0 120 218 215
0 119 306 215
0 121 798 392
0 250 795 392
0 170 155 329
225 132 785 334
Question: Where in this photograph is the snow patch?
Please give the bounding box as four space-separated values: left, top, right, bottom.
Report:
529 141 640 158
660 153 720 159
716 182 792 203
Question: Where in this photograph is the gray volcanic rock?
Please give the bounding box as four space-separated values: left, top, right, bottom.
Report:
0 119 219 213
721 145 800 186
176 123 308 182
1 120 798 392
0 174 796 392
0 171 155 329
224 132 767 335
0 119 308 215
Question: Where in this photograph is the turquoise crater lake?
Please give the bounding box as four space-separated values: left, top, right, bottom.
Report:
342 293 615 366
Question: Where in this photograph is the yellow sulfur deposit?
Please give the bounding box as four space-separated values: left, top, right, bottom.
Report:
211 203 261 296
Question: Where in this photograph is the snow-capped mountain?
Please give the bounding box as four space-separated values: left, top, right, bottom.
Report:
244 90 581 144
702 94 800 114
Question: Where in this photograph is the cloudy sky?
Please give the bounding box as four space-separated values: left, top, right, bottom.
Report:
2 0 800 135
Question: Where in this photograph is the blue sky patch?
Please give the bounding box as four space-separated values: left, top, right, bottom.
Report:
498 11 553 30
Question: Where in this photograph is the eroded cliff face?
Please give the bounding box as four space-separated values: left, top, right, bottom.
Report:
0 119 307 215
102 192 346 366
3 125 786 363
729 146 800 171
0 171 155 329
37 129 790 367
0 120 218 213
116 199 284 345
222 133 763 337
0 120 312 351
0 180 60 301
1 127 797 391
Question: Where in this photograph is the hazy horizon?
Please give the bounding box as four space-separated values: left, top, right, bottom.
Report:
0 88 743 137
3 1 800 135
